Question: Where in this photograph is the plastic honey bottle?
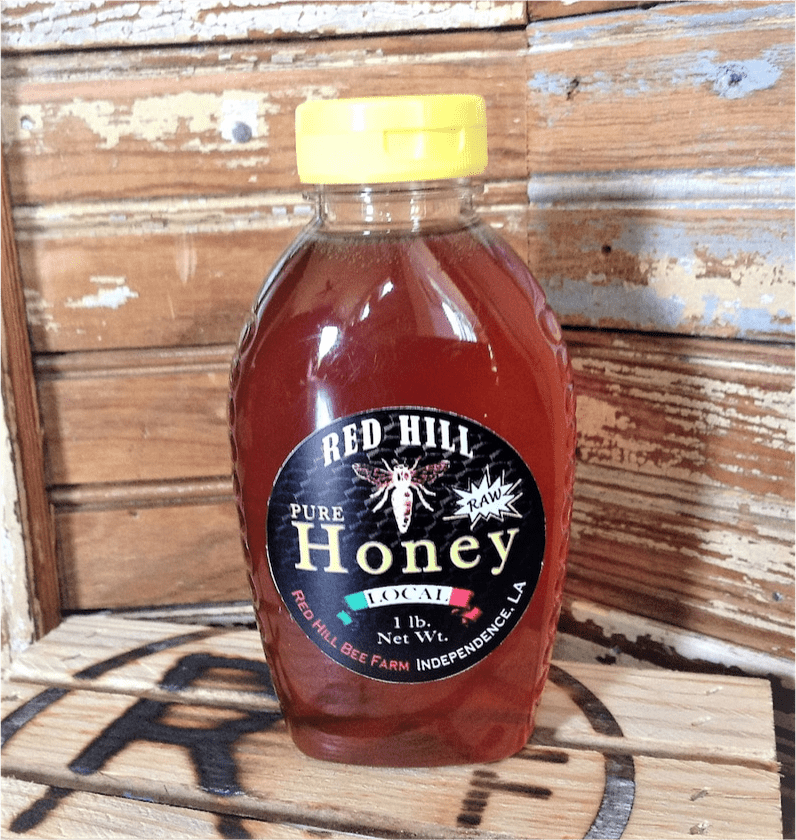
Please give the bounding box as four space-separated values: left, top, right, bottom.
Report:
229 94 576 766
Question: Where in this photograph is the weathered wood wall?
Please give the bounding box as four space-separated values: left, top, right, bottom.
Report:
2 2 793 679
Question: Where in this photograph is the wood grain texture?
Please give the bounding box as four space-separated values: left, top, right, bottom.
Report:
14 187 528 353
1 155 60 636
36 332 793 491
13 177 793 353
566 332 794 661
0 1 528 52
528 2 651 21
39 332 794 663
54 500 248 610
526 1 795 172
1 0 793 693
2 778 351 840
529 178 794 342
4 613 778 766
1 30 528 205
38 356 231 485
1 613 782 839
3 3 793 203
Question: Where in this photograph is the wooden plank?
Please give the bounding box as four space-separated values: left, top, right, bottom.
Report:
566 466 794 661
556 596 793 681
528 2 652 21
0 1 528 52
622 759 782 840
82 591 796 840
1 30 528 205
37 356 231 485
569 331 794 509
53 476 794 656
37 331 793 497
2 690 782 840
526 1 795 173
566 332 794 660
14 187 528 354
13 181 793 353
1 614 782 839
54 500 249 610
529 186 794 342
555 601 791 840
6 614 275 709
2 777 362 840
5 614 780 767
4 3 794 205
49 471 796 665
0 153 60 637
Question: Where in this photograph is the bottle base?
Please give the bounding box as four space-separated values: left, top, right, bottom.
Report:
287 719 532 767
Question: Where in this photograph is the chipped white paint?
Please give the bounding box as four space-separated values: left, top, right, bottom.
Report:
23 289 59 333
13 193 312 240
566 598 793 682
175 239 197 287
11 167 793 340
571 459 794 651
65 276 139 310
1 0 525 50
1 408 36 667
575 380 793 488
57 93 209 150
49 90 277 155
528 2 795 53
573 477 793 560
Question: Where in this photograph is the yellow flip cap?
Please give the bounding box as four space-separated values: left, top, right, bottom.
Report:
295 94 488 184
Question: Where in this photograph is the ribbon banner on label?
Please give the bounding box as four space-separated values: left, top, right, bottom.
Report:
338 585 473 624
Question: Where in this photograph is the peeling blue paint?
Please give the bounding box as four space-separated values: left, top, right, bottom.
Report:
527 44 792 101
528 175 794 340
527 70 573 97
543 282 688 332
527 168 795 208
528 2 794 53
543 277 793 339
701 295 794 333
530 205 794 273
613 220 792 271
676 47 789 99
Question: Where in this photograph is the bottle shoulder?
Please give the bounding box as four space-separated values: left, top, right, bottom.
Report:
254 221 540 313
250 223 563 370
231 217 573 469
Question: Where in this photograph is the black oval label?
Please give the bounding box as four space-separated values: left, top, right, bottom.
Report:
266 408 545 683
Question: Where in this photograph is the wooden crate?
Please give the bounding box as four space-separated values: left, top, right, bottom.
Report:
1 613 783 839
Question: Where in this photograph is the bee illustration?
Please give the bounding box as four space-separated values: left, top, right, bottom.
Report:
353 458 450 533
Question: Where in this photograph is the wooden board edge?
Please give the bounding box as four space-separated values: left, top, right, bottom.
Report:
0 1 529 53
1 152 61 642
527 1 660 22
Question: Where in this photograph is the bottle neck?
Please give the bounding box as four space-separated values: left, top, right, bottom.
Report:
310 179 480 234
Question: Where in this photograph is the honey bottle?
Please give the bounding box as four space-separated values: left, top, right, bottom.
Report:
229 94 576 766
